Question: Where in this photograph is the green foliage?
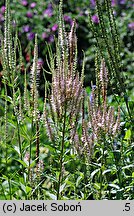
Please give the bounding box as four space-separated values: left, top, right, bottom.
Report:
0 0 133 200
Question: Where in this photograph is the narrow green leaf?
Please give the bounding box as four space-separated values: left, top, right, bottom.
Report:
109 184 120 190
91 168 100 179
15 159 28 168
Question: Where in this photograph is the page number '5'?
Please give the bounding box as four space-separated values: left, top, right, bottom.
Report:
125 203 130 211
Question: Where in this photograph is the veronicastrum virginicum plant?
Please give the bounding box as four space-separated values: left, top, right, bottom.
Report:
43 0 122 200
88 0 133 124
0 0 132 200
43 0 85 200
0 0 44 199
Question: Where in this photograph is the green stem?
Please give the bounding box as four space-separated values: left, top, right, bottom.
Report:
16 118 22 160
8 177 12 200
36 118 40 198
109 137 123 197
36 118 40 173
0 181 7 200
99 137 105 200
83 159 87 200
99 167 103 200
28 117 34 181
57 105 67 200
4 82 8 170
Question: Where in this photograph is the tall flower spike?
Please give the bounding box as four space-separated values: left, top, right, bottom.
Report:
18 89 23 122
112 106 120 136
30 34 40 121
95 51 101 106
100 59 108 102
2 0 11 79
24 69 30 115
72 91 94 161
86 59 120 142
68 19 77 76
58 0 69 66
7 0 13 72
44 0 84 144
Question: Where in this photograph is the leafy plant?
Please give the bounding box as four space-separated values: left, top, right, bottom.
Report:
0 0 133 200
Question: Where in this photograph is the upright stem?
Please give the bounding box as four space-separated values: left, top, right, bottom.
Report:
4 83 8 169
28 90 35 181
16 118 22 160
28 117 34 181
99 168 103 200
57 105 67 200
36 117 40 198
4 83 12 199
99 137 105 200
8 177 12 200
83 159 87 200
36 118 40 173
12 85 25 183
